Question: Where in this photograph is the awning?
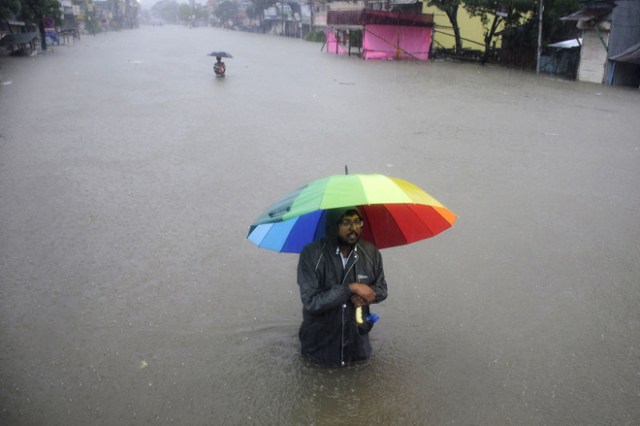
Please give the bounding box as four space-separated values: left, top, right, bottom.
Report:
548 38 582 49
327 9 433 28
609 42 640 65
561 8 611 22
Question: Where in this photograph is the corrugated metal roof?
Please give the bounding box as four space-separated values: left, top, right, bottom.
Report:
327 10 433 27
609 42 640 65
561 4 612 22
548 38 582 49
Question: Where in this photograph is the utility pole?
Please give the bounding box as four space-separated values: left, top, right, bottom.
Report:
536 0 543 74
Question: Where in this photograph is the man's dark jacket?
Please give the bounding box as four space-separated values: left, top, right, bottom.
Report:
297 237 388 366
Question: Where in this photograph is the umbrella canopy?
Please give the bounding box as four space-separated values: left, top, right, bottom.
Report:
208 51 233 58
247 174 456 253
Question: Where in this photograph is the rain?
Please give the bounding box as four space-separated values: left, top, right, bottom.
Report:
1 23 640 425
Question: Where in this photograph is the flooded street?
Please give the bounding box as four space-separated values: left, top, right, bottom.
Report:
1 25 639 425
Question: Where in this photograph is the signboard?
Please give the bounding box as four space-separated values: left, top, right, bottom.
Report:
44 16 55 30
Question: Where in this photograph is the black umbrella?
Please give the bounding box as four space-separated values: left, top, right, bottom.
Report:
208 51 233 58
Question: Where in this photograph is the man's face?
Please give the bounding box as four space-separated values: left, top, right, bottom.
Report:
337 213 363 247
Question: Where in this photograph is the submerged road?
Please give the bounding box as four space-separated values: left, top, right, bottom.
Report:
1 25 640 425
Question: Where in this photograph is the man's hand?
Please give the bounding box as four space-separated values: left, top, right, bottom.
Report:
349 283 376 304
351 295 367 307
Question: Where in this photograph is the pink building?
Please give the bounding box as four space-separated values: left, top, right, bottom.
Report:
326 9 434 61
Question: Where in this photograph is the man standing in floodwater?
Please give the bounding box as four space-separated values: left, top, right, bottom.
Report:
297 207 388 366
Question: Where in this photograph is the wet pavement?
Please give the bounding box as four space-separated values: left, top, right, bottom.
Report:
1 25 639 425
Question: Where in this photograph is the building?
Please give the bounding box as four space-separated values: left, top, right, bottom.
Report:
563 0 640 87
606 0 640 87
561 0 613 84
326 7 434 60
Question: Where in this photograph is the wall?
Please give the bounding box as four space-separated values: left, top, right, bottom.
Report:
422 4 503 51
606 0 640 87
578 30 609 84
608 1 640 58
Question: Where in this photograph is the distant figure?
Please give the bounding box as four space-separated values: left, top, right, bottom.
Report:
214 56 226 77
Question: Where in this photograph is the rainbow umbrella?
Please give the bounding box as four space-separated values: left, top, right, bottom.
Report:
247 173 456 253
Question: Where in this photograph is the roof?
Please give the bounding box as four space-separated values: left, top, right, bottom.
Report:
327 10 434 28
561 5 612 22
609 42 640 65
548 38 582 49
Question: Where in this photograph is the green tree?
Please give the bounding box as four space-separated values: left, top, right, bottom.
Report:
542 0 580 44
151 0 179 24
246 0 275 22
428 0 579 59
428 0 463 53
1 0 22 34
19 0 62 50
214 0 237 26
464 0 535 62
193 3 208 22
178 3 191 23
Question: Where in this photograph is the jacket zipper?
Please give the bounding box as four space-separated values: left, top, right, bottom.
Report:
340 251 358 366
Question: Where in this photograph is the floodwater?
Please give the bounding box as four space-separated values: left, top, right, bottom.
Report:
1 25 639 425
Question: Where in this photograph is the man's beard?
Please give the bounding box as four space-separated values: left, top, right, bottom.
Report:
338 232 360 247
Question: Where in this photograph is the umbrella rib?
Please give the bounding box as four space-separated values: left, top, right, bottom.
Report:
352 174 367 209
403 203 430 241
408 203 450 240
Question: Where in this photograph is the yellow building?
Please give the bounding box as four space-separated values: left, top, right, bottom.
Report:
422 3 505 51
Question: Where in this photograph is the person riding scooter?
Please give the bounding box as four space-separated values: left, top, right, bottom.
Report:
214 56 226 77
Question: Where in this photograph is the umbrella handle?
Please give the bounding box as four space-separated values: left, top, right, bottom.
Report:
355 306 380 325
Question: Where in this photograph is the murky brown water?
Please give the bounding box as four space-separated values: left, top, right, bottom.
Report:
1 25 639 425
